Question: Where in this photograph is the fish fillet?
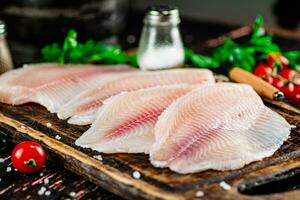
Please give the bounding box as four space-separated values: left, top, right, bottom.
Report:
75 84 197 153
150 83 291 174
59 68 215 125
0 63 134 113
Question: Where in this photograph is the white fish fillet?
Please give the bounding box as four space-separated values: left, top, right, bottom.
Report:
150 83 291 174
75 84 197 153
60 68 215 125
0 63 134 113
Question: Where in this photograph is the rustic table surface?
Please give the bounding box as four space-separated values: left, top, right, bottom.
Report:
1 11 300 200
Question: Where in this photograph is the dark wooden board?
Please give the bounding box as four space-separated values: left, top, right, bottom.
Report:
0 142 122 200
0 101 299 200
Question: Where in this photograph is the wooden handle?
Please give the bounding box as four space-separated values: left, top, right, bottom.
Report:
229 67 280 100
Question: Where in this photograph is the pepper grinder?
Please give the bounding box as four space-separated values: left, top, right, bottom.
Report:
137 5 184 70
0 20 13 74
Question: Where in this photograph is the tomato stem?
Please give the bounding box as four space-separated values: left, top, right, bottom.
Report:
24 158 36 167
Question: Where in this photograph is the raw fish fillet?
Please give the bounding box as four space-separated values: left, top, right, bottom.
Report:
75 84 197 153
150 83 291 174
0 63 134 113
59 68 215 125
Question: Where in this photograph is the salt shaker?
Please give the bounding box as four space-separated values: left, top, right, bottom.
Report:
0 20 13 74
137 5 184 70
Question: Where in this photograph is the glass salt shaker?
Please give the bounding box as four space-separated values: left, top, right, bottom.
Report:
137 5 184 70
0 20 13 74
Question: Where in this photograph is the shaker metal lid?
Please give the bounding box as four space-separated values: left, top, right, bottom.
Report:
0 20 6 35
144 5 180 25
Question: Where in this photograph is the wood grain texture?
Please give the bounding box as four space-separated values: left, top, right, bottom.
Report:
0 102 299 200
0 143 122 200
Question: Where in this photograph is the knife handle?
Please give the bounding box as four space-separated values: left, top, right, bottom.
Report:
229 67 283 100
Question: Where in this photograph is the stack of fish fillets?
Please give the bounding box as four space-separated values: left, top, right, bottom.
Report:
0 63 291 174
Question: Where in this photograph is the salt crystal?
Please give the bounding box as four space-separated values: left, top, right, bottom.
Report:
6 167 12 172
20 125 26 129
46 122 52 127
14 168 18 171
44 178 49 184
195 190 204 197
0 158 4 162
55 135 61 140
38 186 46 195
219 181 231 190
45 190 51 196
93 155 103 161
40 172 44 176
132 171 141 179
0 178 2 182
291 125 297 129
69 191 76 197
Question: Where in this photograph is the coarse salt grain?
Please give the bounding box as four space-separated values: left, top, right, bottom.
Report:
132 171 141 179
55 135 61 140
93 155 103 161
38 186 47 195
20 125 26 129
46 122 52 127
0 158 4 162
195 190 204 197
40 172 44 176
6 167 12 172
291 125 297 129
219 181 231 190
45 190 51 196
0 178 2 182
69 191 76 197
44 178 49 184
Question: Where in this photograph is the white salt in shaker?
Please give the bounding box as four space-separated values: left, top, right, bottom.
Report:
0 20 13 74
137 5 184 70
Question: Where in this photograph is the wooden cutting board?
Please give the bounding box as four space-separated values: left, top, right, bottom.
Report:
0 101 299 200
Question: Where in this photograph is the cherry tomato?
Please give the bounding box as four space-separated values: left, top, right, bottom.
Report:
253 64 272 77
289 86 300 104
272 77 286 89
12 141 46 173
280 68 296 80
267 53 289 69
281 82 295 99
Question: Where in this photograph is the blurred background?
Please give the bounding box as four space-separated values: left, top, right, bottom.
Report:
0 0 299 66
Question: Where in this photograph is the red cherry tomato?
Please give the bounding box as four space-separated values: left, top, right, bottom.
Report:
272 77 285 89
280 68 296 80
281 82 295 99
267 53 289 68
289 86 300 104
253 64 272 77
12 141 46 173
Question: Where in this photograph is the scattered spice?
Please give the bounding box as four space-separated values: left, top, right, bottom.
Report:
195 190 205 197
45 190 51 196
132 171 141 179
37 186 47 195
219 181 231 190
69 191 77 198
93 155 103 161
44 178 49 185
46 122 52 127
6 166 12 172
55 135 61 140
